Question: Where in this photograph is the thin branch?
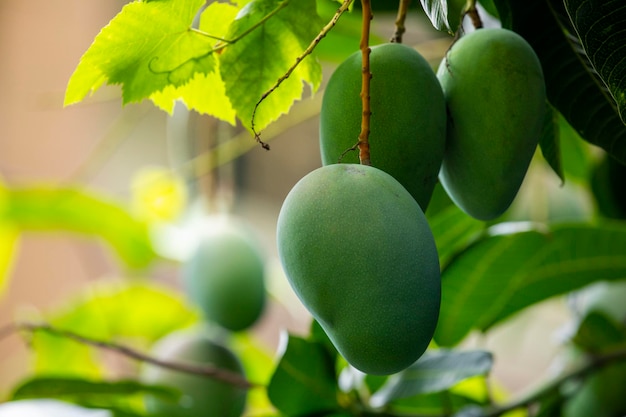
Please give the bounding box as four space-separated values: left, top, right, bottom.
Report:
12 322 258 390
464 0 483 30
390 0 411 43
250 0 355 149
357 0 373 166
483 346 626 417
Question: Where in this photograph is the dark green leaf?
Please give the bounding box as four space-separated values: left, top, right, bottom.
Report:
435 222 626 346
590 154 626 219
429 204 485 269
493 0 626 164
369 350 492 407
563 362 626 417
572 311 626 354
2 187 156 268
539 103 564 183
11 377 178 402
564 0 626 125
384 391 480 416
267 334 340 416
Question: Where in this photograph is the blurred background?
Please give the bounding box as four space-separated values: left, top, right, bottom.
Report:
0 0 599 403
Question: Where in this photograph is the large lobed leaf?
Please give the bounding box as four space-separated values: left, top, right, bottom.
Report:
65 0 216 105
219 0 323 132
435 221 626 346
493 0 626 165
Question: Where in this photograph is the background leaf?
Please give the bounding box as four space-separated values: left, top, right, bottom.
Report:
564 0 626 125
370 350 492 408
428 204 485 269
435 222 626 346
30 280 199 376
493 0 626 164
267 334 340 416
11 377 178 402
219 0 323 131
2 187 155 269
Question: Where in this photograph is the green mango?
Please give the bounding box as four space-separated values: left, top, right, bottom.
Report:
437 28 546 220
183 216 266 332
141 330 247 417
276 164 441 375
320 43 447 211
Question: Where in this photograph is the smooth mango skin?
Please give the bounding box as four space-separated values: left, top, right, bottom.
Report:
276 164 441 375
437 28 546 220
183 217 266 332
141 330 247 417
320 43 446 211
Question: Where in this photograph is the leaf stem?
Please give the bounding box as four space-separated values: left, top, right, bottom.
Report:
249 0 355 149
358 0 373 166
390 0 411 43
464 0 483 30
10 322 258 390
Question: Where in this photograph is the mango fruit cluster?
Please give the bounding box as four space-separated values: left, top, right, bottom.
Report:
277 28 546 375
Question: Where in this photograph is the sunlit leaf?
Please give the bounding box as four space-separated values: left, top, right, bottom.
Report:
0 221 19 299
130 166 188 223
435 222 626 346
267 334 340 416
370 350 492 408
149 2 239 122
564 0 626 125
220 0 323 131
65 0 216 106
2 186 155 269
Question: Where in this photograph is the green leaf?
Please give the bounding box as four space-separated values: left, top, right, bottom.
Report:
428 204 485 269
65 0 216 106
369 350 492 408
539 104 564 183
267 334 340 416
2 186 155 269
149 2 239 123
564 0 626 125
219 0 323 131
571 311 626 354
494 0 626 164
11 377 178 402
419 0 450 32
30 280 199 376
0 399 114 417
435 222 626 346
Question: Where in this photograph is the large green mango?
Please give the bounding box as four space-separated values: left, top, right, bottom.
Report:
141 330 247 417
320 43 446 210
276 164 441 375
437 28 546 220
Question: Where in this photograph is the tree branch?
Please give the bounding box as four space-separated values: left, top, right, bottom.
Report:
9 322 258 390
390 0 411 43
